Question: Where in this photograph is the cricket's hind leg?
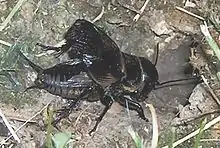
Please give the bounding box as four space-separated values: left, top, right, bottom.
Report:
36 42 70 58
49 99 81 129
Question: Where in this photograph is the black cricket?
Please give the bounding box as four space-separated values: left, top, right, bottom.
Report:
18 19 198 134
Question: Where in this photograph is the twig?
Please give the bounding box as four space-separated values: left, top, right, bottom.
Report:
0 109 20 143
146 103 158 148
33 0 42 15
115 0 141 14
174 109 220 126
201 75 220 106
0 103 50 146
200 138 220 142
133 0 150 22
92 6 105 23
162 115 220 148
0 0 28 31
176 6 205 21
8 117 37 124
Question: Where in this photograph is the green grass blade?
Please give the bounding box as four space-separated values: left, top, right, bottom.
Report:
46 107 54 148
200 22 220 62
128 126 144 148
193 119 206 148
168 128 176 148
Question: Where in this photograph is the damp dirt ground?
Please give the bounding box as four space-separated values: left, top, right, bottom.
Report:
0 0 220 147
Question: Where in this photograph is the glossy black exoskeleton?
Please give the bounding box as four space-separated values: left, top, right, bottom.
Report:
18 50 103 102
36 19 160 101
35 19 157 131
37 19 126 87
18 49 150 134
22 19 199 134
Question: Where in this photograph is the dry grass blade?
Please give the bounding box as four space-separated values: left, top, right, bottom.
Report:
162 115 220 148
0 109 20 143
0 0 28 31
175 6 205 21
0 40 12 47
201 75 220 106
133 0 150 22
0 103 50 146
146 103 158 148
92 6 105 23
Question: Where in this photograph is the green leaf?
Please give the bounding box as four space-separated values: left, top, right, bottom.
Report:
52 132 72 148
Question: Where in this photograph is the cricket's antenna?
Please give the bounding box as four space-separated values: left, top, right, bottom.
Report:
17 50 43 73
155 77 201 90
153 43 159 66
